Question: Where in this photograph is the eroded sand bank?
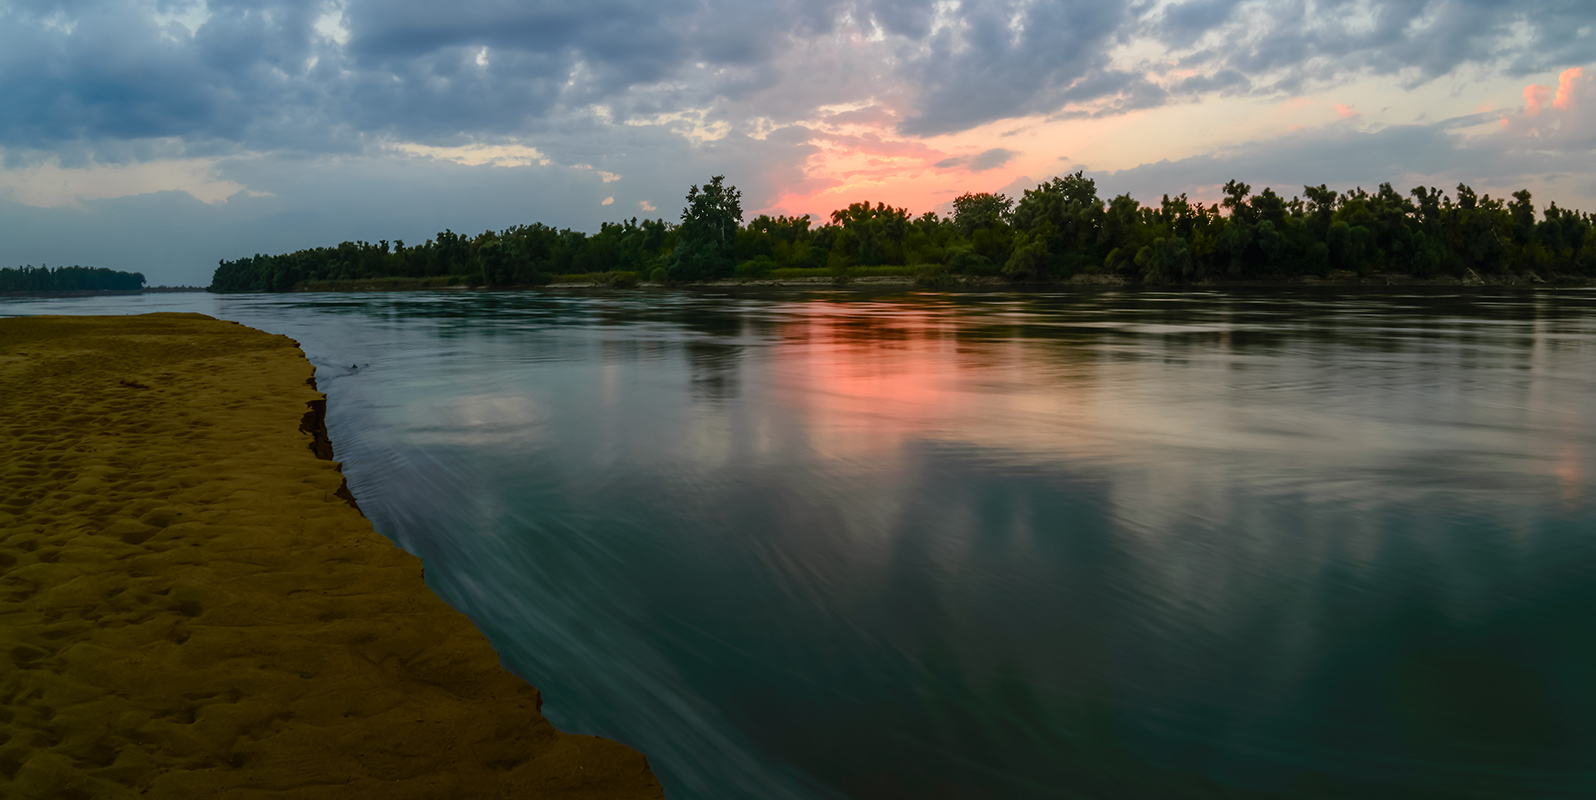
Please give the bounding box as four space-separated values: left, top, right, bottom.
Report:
0 313 663 799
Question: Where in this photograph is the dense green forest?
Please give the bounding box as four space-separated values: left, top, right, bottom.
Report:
208 173 1595 292
1 265 146 292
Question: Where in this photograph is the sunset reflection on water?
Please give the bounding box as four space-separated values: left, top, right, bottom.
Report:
761 292 1592 519
7 288 1596 799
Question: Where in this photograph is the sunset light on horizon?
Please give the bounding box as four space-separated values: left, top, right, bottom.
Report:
1 0 1593 285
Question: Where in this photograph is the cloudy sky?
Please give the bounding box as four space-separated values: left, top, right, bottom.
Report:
1 0 1593 285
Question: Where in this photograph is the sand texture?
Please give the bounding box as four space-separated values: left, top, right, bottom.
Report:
0 313 663 799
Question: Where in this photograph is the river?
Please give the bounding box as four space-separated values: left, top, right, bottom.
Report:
6 287 1595 798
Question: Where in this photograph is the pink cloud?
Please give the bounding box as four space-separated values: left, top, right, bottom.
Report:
1333 103 1357 118
759 129 1023 219
755 97 1038 220
1525 83 1552 116
1554 67 1586 111
823 132 946 160
1495 66 1594 146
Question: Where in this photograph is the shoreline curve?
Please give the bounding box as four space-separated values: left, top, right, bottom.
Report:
0 312 663 799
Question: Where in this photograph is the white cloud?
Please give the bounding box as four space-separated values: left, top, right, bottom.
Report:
0 156 246 207
574 165 623 182
623 110 733 144
601 196 615 205
390 142 551 167
313 4 351 46
150 0 211 39
42 11 78 36
640 200 657 211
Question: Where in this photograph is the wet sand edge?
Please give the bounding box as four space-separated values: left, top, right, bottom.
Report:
0 312 663 799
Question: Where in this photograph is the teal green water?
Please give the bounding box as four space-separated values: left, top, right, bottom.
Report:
7 289 1596 798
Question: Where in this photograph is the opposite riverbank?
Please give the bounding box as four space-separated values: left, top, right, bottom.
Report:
0 313 662 799
281 268 1596 293
0 288 207 299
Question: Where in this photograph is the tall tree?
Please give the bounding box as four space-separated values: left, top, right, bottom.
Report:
952 192 1012 235
671 175 743 282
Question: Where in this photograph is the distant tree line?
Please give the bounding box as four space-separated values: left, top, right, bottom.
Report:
1 265 146 292
209 173 1595 292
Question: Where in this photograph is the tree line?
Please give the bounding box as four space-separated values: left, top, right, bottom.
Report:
208 173 1594 292
1 265 146 293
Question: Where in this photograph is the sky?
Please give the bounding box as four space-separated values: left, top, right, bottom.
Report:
0 0 1593 286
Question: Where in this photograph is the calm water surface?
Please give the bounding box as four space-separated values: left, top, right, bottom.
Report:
7 288 1596 798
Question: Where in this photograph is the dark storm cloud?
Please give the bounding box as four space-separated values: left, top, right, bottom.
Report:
890 0 1589 134
0 0 822 152
0 0 329 150
1157 0 1244 47
895 0 1140 135
933 147 1016 171
0 0 1592 154
862 0 935 38
346 0 716 89
968 147 1017 170
1168 0 1596 95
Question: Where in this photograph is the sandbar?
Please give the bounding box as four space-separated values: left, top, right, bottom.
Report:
0 313 663 798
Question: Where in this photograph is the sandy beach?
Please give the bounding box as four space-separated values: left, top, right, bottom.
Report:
0 313 662 798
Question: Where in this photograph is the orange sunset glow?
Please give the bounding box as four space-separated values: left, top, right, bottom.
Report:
2 0 1593 287
761 123 1026 219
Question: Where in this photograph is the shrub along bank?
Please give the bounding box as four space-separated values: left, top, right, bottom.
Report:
209 173 1595 292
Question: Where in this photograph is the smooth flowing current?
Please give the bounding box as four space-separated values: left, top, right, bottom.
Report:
7 288 1596 798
